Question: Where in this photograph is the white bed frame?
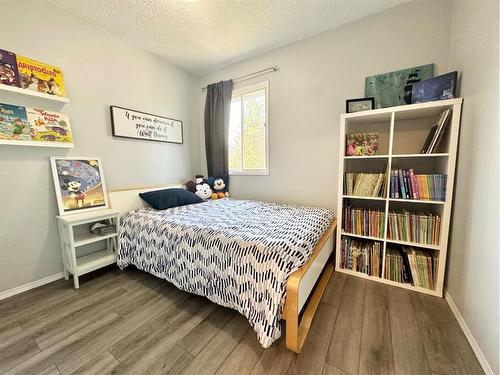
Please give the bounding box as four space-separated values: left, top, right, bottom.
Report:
108 185 336 353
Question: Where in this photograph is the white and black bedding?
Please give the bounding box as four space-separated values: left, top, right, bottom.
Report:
118 198 334 348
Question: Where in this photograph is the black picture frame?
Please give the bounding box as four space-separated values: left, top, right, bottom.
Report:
346 97 375 113
110 105 184 144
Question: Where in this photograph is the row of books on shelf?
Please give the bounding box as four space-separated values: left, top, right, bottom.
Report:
387 211 440 245
342 206 385 238
390 169 446 201
344 172 386 197
339 236 438 290
384 246 438 290
0 48 66 97
342 206 441 246
340 237 382 277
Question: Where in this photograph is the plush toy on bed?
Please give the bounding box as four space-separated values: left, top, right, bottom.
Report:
208 176 229 199
195 183 213 200
186 174 205 193
185 175 213 200
186 174 228 200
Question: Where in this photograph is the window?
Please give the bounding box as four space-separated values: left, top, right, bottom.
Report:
228 81 269 175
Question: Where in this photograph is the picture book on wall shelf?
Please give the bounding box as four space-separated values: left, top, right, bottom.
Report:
0 49 20 88
0 103 30 141
26 107 73 143
17 56 66 97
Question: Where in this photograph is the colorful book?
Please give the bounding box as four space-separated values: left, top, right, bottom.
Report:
398 170 406 199
26 107 72 143
0 103 30 141
394 170 399 198
409 169 418 199
0 49 20 87
17 56 66 97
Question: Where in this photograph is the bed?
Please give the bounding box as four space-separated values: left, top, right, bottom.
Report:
109 185 336 353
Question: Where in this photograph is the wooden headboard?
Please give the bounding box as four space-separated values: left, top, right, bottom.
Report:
108 184 184 216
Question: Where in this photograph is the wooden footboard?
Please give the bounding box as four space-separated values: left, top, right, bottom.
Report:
283 219 337 353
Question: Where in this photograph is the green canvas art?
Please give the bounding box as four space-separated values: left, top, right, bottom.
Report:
365 64 434 108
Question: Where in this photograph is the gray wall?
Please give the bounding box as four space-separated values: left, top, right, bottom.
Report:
0 0 199 292
446 0 499 373
199 0 453 209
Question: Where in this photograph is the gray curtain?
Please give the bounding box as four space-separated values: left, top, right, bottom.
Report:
204 80 233 179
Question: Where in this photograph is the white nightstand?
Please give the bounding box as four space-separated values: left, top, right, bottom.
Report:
56 209 120 289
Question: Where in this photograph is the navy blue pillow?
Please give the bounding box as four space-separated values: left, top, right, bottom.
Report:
139 188 203 210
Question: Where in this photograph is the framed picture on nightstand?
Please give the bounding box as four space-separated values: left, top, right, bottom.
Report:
50 156 109 216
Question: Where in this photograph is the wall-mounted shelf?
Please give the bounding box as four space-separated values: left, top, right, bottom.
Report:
0 84 70 103
0 139 73 148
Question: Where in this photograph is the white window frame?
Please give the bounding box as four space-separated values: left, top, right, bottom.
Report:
229 80 270 176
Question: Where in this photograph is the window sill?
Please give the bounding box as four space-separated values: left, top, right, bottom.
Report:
229 170 269 176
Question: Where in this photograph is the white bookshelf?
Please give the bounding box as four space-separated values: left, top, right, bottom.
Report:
335 98 463 297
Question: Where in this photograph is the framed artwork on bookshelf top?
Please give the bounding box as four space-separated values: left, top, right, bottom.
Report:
346 97 375 113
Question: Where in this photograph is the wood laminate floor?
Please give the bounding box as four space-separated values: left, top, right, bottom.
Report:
0 267 484 375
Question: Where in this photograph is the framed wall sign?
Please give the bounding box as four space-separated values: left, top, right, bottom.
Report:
110 106 183 144
50 157 109 216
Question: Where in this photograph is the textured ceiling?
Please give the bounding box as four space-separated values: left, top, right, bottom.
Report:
45 0 410 76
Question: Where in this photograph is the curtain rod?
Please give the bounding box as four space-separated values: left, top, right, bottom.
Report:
201 65 279 91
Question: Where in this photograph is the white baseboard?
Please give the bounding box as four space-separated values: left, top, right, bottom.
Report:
0 272 64 301
444 290 494 375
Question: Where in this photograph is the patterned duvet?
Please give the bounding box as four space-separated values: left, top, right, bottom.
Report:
118 198 335 348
